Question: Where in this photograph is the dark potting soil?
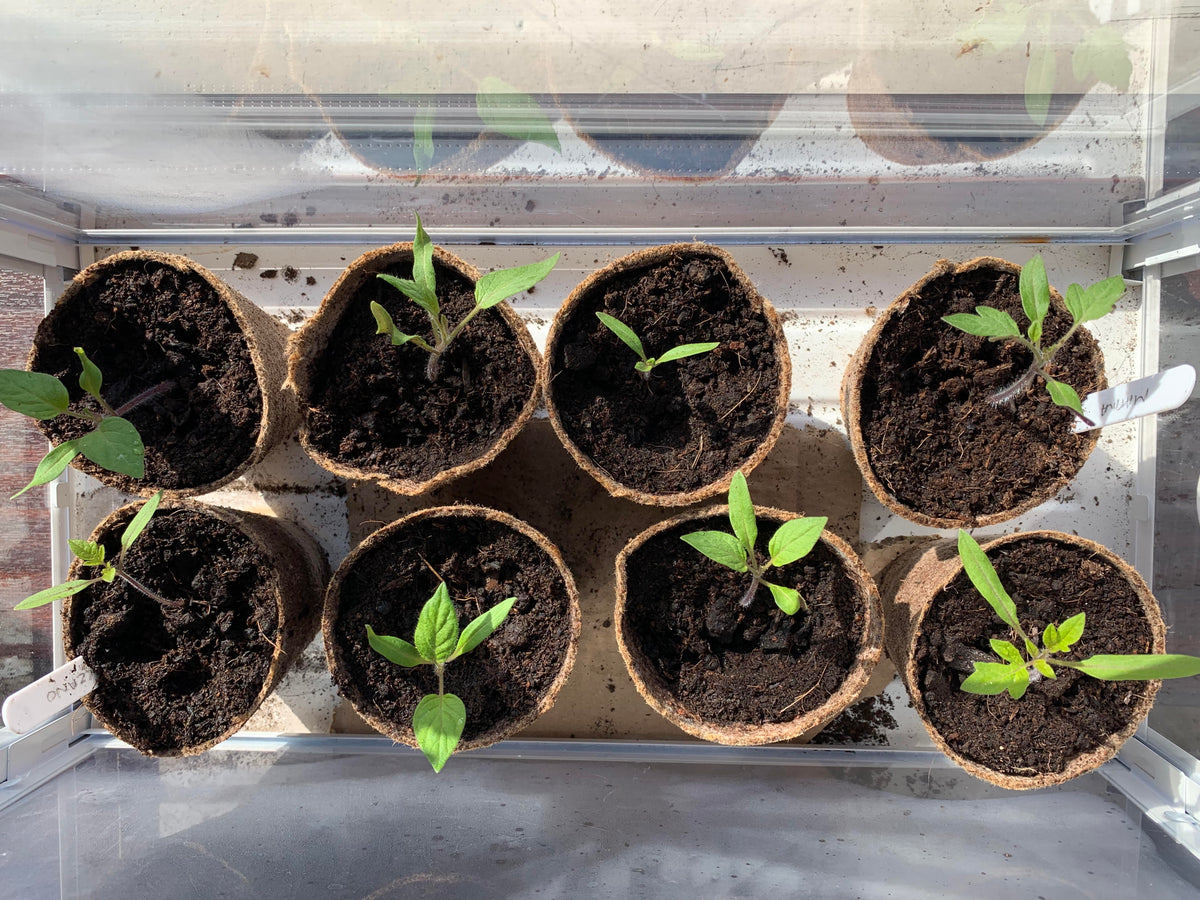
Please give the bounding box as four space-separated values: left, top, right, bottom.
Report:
68 508 278 755
305 259 537 482
550 250 782 494
331 515 574 743
858 263 1104 521
623 514 866 726
914 537 1155 777
33 261 262 490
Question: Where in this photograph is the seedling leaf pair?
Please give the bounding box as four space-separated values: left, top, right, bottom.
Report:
942 254 1124 425
0 349 147 497
372 215 559 377
15 492 167 610
367 582 516 772
595 312 719 375
681 471 826 615
955 530 1200 699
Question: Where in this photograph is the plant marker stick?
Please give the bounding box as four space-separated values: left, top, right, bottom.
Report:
1 656 95 734
1072 364 1196 433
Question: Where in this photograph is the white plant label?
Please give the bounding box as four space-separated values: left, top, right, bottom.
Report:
1 656 95 734
1072 364 1197 433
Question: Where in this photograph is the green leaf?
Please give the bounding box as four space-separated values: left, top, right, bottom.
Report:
961 661 1028 697
766 581 801 615
414 583 460 664
1033 659 1056 679
455 597 516 658
413 107 435 177
1077 276 1124 323
100 565 116 583
475 254 560 310
412 214 436 298
78 416 144 478
14 579 95 610
768 516 827 568
11 439 80 499
74 347 103 400
366 625 428 667
727 471 757 552
654 342 720 365
68 540 105 567
475 77 561 152
942 308 1022 339
0 369 70 419
957 530 1023 636
413 692 467 773
634 359 655 373
596 312 646 361
1072 654 1200 681
377 273 439 318
370 301 397 337
1056 612 1086 651
990 639 1024 667
1073 25 1132 91
1025 44 1056 126
680 530 748 572
1064 283 1086 324
1045 378 1084 416
1019 255 1051 334
122 490 162 552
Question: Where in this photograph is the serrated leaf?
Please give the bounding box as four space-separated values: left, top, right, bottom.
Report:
414 583 460 664
74 347 103 400
766 581 801 615
680 530 748 572
377 273 439 317
957 531 1023 636
634 359 654 373
990 639 1024 667
14 579 95 610
77 416 144 478
11 440 80 499
1019 255 1051 333
596 312 646 361
455 597 516 658
1064 283 1086 324
727 471 757 552
100 565 116 583
1078 276 1124 323
0 369 70 419
366 625 428 667
413 692 466 773
1045 378 1084 415
1025 44 1056 126
475 254 560 310
655 342 720 365
1007 675 1029 700
1056 612 1086 650
768 516 827 568
1033 659 1056 679
961 661 1027 696
1043 621 1062 652
1072 654 1200 681
942 308 1021 339
476 77 561 152
122 491 162 552
69 540 105 567
413 108 435 177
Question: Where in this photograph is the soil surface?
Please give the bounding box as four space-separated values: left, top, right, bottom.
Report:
858 263 1104 521
622 514 866 726
33 261 262 490
305 259 536 483
914 537 1155 776
550 250 782 494
331 515 574 743
67 507 278 754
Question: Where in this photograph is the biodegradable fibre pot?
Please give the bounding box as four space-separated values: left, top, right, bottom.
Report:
29 251 296 497
881 531 1164 790
63 499 329 757
323 505 581 752
288 243 541 494
615 506 883 745
841 256 1105 528
544 244 791 506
